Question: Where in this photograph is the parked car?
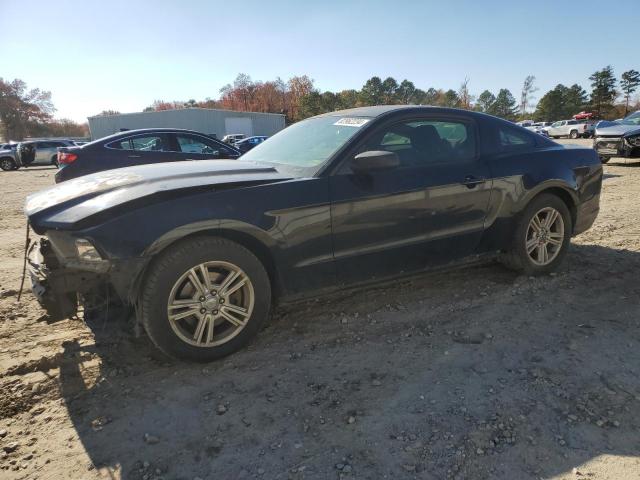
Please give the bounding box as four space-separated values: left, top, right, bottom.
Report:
593 111 640 163
0 143 18 171
25 106 602 362
221 134 246 145
235 135 268 153
524 122 551 136
55 128 241 183
543 120 591 139
15 139 76 169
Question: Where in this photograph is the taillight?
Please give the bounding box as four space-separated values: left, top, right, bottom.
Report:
58 152 78 164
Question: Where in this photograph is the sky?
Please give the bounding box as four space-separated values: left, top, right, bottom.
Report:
0 0 637 123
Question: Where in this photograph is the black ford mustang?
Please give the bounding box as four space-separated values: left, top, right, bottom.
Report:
25 106 602 362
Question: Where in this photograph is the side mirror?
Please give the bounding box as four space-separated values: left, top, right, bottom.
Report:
351 150 399 173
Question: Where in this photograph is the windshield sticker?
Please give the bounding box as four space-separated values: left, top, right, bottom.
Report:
333 118 370 127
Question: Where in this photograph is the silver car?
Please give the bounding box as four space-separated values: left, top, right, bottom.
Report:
0 144 18 171
593 111 640 163
15 139 75 168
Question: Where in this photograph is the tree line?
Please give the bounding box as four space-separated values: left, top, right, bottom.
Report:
140 66 639 124
2 65 639 141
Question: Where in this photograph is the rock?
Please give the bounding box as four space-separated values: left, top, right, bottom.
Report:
476 448 484 455
402 464 416 472
371 379 382 387
343 465 352 473
335 463 345 470
347 416 356 424
0 429 7 438
257 468 265 475
216 404 227 415
3 442 18 453
341 317 348 325
143 433 159 445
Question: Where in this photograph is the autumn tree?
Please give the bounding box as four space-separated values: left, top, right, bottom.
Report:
0 78 55 140
458 77 473 110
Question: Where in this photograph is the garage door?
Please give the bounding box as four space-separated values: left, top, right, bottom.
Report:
225 117 253 137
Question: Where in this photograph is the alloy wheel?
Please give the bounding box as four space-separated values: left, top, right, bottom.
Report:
525 207 565 266
166 261 255 347
0 158 14 170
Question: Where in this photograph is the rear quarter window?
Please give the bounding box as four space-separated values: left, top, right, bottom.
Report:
499 127 536 151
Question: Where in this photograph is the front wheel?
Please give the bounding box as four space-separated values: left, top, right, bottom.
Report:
569 130 579 139
599 156 610 164
501 194 572 275
140 237 271 362
0 157 17 171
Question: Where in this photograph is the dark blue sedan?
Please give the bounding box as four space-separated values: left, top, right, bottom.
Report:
55 128 240 182
26 106 602 361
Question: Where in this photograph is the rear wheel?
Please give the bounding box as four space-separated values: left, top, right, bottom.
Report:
141 237 271 362
0 157 16 171
569 130 579 139
501 193 572 275
599 156 610 164
50 155 58 166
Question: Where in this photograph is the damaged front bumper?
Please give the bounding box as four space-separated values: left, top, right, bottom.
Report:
593 136 640 159
28 239 108 321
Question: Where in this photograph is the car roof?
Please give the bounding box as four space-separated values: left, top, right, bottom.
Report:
315 105 490 119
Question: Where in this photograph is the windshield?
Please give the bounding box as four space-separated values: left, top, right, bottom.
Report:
620 111 640 126
241 115 370 176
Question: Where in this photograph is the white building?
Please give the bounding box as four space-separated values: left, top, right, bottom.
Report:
88 108 286 141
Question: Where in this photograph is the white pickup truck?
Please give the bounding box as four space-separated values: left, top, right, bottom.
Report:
543 120 593 139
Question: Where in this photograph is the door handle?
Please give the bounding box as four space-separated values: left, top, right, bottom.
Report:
128 154 141 158
462 175 486 188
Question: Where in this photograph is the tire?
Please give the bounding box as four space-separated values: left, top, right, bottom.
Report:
501 193 572 275
140 236 271 362
569 130 579 139
0 157 17 171
50 155 58 166
600 156 610 164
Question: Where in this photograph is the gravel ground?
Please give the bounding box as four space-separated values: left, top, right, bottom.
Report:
1 140 639 480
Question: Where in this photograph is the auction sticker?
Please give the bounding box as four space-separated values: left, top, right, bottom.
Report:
334 117 370 127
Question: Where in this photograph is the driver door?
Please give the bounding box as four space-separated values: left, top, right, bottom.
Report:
329 116 492 284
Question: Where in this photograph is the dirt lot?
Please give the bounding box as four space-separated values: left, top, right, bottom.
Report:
0 139 639 480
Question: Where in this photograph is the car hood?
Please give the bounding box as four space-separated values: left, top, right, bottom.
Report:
595 123 640 136
25 160 291 226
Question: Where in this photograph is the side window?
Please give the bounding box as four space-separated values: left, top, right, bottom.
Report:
499 127 536 150
362 118 476 168
130 135 167 152
176 135 217 154
176 135 236 157
37 142 52 149
107 138 132 150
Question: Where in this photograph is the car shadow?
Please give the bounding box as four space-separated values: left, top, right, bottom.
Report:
57 243 640 479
